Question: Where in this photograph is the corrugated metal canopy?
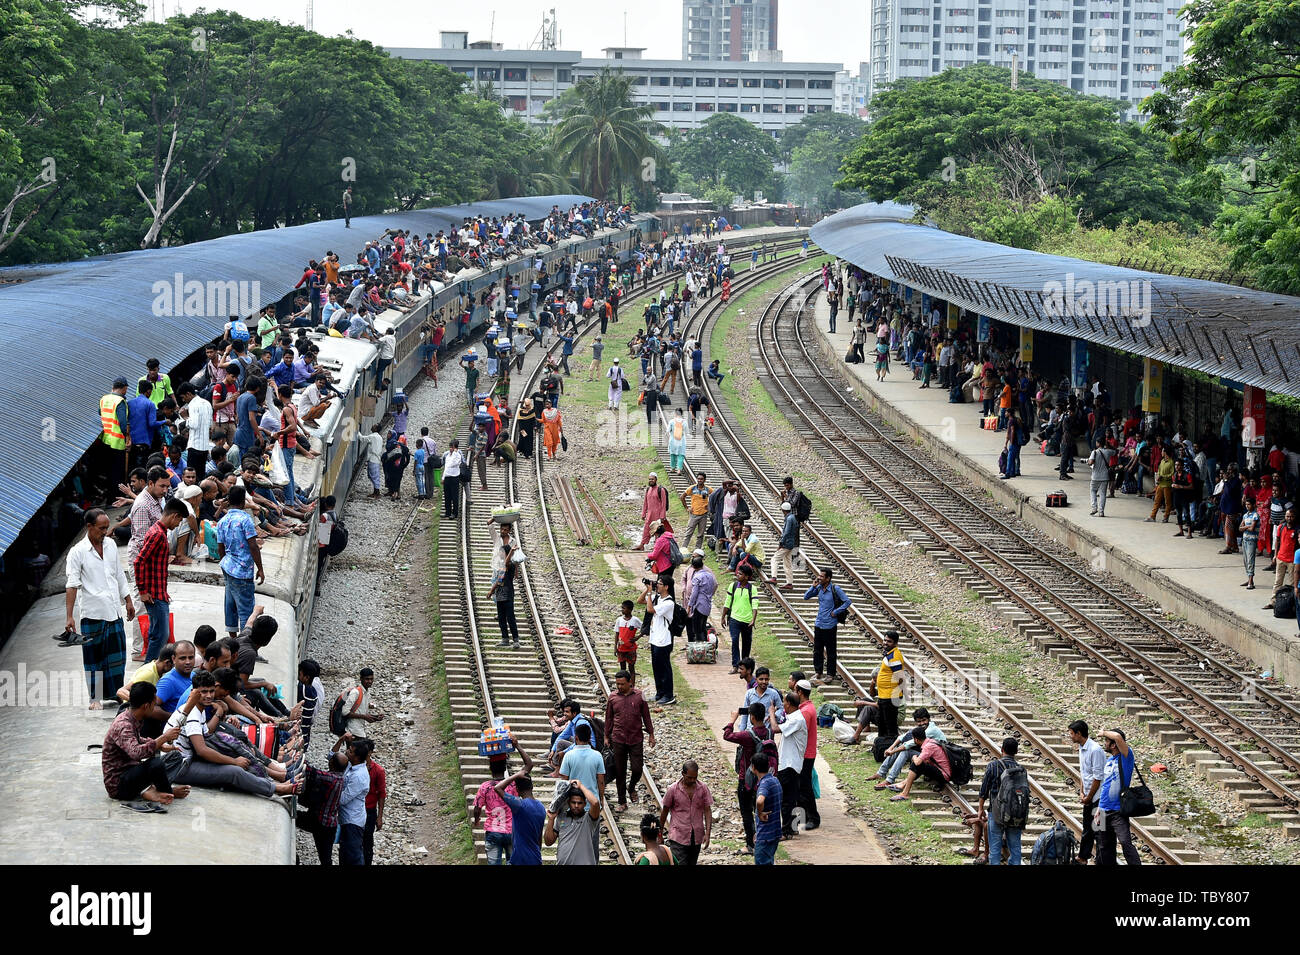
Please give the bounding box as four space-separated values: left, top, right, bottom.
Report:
0 195 593 557
812 203 1300 398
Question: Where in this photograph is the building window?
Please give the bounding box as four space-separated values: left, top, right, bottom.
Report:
507 96 527 111
763 77 783 88
651 75 671 86
808 78 833 89
477 68 499 81
786 103 805 113
504 68 527 82
739 102 759 112
763 103 781 112
807 104 831 112
673 76 694 87
651 101 671 110
557 69 571 82
696 102 715 111
696 76 715 87
786 78 805 88
673 102 692 112
719 101 738 111
742 77 762 87
532 68 554 80
719 76 738 87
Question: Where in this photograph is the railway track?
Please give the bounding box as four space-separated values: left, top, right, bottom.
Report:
754 275 1300 828
439 238 806 863
661 262 1193 862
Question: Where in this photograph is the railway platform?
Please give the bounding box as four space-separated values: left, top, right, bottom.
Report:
808 292 1300 687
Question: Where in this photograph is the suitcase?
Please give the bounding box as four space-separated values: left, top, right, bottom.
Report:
1046 490 1068 507
685 627 718 663
982 415 998 430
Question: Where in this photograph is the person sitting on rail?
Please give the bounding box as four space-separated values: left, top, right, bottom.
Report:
887 725 953 802
547 698 592 772
872 708 947 787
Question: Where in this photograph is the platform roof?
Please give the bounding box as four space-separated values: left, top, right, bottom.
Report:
0 195 592 558
812 203 1300 399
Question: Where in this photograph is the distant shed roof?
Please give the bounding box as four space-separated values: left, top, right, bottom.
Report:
0 195 592 557
812 203 1300 398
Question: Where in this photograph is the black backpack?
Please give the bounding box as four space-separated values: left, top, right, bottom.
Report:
326 519 349 557
668 600 688 638
993 758 1031 828
941 741 973 786
1031 821 1079 865
741 731 780 790
666 535 683 569
872 734 891 764
328 685 361 737
1274 587 1296 619
791 490 812 523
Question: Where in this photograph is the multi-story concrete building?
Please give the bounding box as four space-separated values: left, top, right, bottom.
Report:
868 0 1184 117
682 0 780 61
835 63 870 115
387 45 838 138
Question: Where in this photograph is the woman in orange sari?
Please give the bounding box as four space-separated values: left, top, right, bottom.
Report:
542 403 563 460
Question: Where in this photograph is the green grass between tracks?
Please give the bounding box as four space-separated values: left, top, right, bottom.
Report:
427 415 477 865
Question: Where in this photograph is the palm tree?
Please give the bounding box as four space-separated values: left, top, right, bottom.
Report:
549 69 665 202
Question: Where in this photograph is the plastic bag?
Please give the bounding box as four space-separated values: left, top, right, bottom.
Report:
832 717 858 745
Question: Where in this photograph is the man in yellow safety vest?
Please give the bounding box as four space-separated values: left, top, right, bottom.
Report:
99 377 132 497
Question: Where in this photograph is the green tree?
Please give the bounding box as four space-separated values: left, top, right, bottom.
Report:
778 110 867 163
548 69 664 202
838 65 1215 230
670 113 779 200
1145 0 1300 293
787 130 866 212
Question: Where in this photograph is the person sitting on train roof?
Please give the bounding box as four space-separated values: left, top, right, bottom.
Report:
102 681 190 810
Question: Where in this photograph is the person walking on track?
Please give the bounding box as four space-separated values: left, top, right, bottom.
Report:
541 402 563 460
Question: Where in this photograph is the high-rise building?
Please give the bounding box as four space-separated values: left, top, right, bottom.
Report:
868 0 1185 118
682 0 779 61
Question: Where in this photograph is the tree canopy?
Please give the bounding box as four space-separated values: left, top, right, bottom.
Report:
668 113 780 201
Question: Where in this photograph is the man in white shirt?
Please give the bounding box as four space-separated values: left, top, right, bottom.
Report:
771 693 807 836
360 424 384 497
1070 719 1107 864
64 509 135 708
177 382 214 478
442 439 465 518
643 575 676 705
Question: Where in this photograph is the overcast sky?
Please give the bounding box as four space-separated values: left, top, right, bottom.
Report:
163 0 870 71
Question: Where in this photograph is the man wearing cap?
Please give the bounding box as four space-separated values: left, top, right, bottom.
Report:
637 473 670 550
99 378 133 496
770 500 800 592
607 358 626 411
680 472 712 553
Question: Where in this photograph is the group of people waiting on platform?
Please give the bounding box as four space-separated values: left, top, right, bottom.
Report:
824 262 1300 614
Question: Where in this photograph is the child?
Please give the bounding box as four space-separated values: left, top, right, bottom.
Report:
614 599 639 682
413 438 428 499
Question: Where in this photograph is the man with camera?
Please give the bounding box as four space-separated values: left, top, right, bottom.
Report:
643 574 677 705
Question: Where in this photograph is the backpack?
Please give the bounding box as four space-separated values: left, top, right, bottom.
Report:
668 600 688 638
1274 586 1297 619
941 741 973 786
993 758 1031 828
740 731 780 790
871 734 891 764
791 490 812 523
1031 821 1079 865
229 319 250 342
328 686 362 737
666 535 683 569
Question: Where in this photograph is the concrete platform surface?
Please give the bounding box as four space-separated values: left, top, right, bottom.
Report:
0 584 298 864
805 291 1300 686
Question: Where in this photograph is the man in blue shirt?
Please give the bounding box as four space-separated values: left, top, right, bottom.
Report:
127 380 160 469
803 569 851 686
496 769 546 865
216 486 263 638
752 752 782 864
154 640 196 713
231 380 261 463
1095 728 1141 865
738 667 785 732
339 737 371 865
559 332 575 376
266 350 296 390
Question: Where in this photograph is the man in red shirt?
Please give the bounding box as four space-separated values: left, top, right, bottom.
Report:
1267 508 1297 611
792 676 821 830
604 670 655 810
364 748 388 866
133 498 188 663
